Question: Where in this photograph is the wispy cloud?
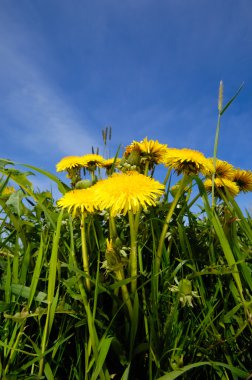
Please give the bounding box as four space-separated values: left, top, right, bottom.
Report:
0 8 97 162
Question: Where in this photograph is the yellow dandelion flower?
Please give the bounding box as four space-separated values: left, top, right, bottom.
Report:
163 148 212 175
204 178 239 197
101 157 121 169
82 154 105 168
57 187 97 215
124 141 141 156
206 158 234 180
93 171 165 216
232 169 252 192
56 156 86 172
134 137 169 164
1 186 16 196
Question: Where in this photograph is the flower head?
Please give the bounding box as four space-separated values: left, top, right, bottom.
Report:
163 148 212 176
56 156 86 172
1 186 16 197
134 137 169 164
101 157 121 174
204 178 239 198
102 157 121 168
94 171 165 216
57 187 98 215
124 141 141 157
82 154 105 169
122 138 168 171
206 158 234 180
232 169 252 192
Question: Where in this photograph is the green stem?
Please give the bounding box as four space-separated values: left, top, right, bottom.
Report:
90 170 95 183
80 212 91 291
39 210 63 377
109 214 118 241
163 167 172 186
115 267 133 320
144 161 150 176
211 112 221 209
128 210 138 294
155 176 189 275
138 247 149 341
69 216 108 380
4 322 26 375
187 192 201 210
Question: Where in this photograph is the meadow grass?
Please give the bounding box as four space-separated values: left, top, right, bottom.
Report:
0 86 252 379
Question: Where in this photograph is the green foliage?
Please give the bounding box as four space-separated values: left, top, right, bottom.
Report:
0 160 251 380
0 85 251 379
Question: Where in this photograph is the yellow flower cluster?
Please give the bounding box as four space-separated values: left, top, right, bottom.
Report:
56 137 252 211
58 171 165 216
203 159 252 197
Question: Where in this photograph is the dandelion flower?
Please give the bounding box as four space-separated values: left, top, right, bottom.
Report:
102 157 121 168
82 154 105 168
94 171 165 216
1 186 16 196
206 158 234 180
232 169 252 192
57 187 98 215
101 157 121 175
56 156 86 172
135 137 169 164
204 178 239 197
124 141 141 156
163 148 212 175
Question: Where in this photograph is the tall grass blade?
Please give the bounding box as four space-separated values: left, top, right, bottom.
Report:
91 336 113 380
156 361 249 380
220 82 244 115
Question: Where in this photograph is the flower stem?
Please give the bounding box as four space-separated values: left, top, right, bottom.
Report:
70 216 109 379
80 212 91 291
155 175 189 275
128 210 138 294
115 267 133 320
144 161 150 176
138 246 149 341
109 214 118 241
163 167 172 186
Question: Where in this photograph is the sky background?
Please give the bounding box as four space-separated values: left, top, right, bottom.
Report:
1 0 252 209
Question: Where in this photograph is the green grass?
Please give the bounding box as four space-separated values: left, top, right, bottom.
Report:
0 86 251 379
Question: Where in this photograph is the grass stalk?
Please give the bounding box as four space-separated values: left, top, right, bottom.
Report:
155 175 189 275
39 210 63 376
80 212 91 291
128 210 138 294
211 112 221 209
114 267 133 320
69 216 109 379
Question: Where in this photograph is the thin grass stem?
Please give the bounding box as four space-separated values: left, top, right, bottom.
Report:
128 210 138 294
80 212 91 291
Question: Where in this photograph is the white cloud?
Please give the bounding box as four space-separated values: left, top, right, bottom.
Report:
0 9 97 159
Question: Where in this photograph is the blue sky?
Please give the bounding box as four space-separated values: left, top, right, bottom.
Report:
1 0 252 209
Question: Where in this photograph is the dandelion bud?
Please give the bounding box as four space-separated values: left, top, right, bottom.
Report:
178 279 192 295
75 179 92 189
127 150 141 166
